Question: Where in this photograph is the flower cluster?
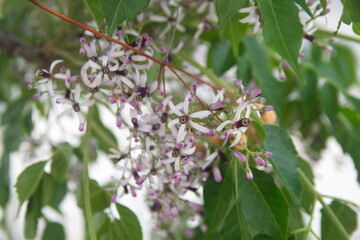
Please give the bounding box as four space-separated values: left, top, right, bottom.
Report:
29 12 274 238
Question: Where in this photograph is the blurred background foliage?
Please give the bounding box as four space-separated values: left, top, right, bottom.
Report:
1 0 360 239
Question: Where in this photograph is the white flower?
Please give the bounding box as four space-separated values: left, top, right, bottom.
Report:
168 92 211 143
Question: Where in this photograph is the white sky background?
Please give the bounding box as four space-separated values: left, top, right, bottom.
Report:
1 0 360 240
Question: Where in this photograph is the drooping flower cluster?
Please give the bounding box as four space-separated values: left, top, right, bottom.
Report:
29 8 275 237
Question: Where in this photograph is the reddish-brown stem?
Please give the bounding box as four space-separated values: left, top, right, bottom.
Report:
28 0 223 93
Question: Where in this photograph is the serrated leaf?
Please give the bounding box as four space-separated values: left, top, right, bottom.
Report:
51 144 73 182
24 194 42 239
204 165 235 231
258 0 303 73
236 167 289 240
43 221 65 240
321 201 358 240
115 203 142 240
101 0 150 35
320 82 338 126
263 125 302 206
342 0 360 24
216 0 246 37
221 194 252 240
15 161 47 207
244 36 285 117
293 0 314 18
83 0 105 25
77 179 111 212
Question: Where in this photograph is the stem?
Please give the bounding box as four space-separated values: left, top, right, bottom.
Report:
317 29 360 43
298 169 350 240
27 0 224 93
82 107 97 240
177 52 233 94
321 194 360 209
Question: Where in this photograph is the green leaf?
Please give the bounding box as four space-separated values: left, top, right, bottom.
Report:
43 221 66 240
0 153 10 206
51 144 73 182
298 159 316 214
321 201 358 240
251 120 266 142
92 207 142 240
253 234 273 240
320 83 338 126
221 202 252 240
101 0 150 35
263 125 302 205
77 179 111 212
353 22 360 35
330 44 357 87
236 167 289 240
258 0 303 72
216 0 246 37
115 203 142 240
15 161 47 207
203 165 235 231
342 0 360 24
293 0 314 18
244 36 285 117
83 0 105 26
223 13 248 58
24 194 42 239
207 41 237 76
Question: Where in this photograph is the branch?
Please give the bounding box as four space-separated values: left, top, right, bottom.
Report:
27 0 230 94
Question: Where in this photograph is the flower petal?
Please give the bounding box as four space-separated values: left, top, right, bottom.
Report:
190 110 211 119
216 120 232 131
189 120 210 133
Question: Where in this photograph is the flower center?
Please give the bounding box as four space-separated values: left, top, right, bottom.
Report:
102 67 110 74
179 115 189 124
135 94 143 102
160 113 168 123
234 118 249 128
152 123 161 131
172 148 180 158
65 88 71 99
72 103 81 112
90 87 99 94
89 56 97 62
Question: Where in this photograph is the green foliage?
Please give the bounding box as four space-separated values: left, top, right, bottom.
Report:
263 125 302 205
83 0 105 25
258 0 303 73
15 161 47 207
321 201 358 240
216 0 246 37
236 167 289 240
51 143 73 182
43 221 66 240
244 37 285 117
101 0 150 35
207 40 237 76
203 165 234 231
77 179 111 212
342 0 360 24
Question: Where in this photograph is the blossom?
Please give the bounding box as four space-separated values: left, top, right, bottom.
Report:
239 3 262 33
35 59 63 96
168 92 211 143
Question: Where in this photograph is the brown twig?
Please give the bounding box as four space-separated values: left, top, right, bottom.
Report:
27 0 224 93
